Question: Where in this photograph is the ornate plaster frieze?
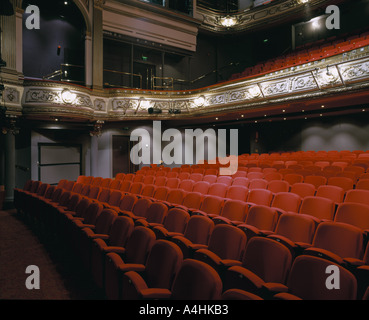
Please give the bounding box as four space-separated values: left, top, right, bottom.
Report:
15 47 369 122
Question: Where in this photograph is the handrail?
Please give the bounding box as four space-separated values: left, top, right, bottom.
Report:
103 69 143 89
151 76 174 90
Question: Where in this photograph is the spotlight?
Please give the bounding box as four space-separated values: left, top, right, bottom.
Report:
169 109 181 114
148 107 162 114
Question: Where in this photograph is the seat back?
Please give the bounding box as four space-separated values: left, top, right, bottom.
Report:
140 185 156 197
316 185 345 203
245 205 279 231
129 182 144 195
226 185 249 201
242 236 293 284
247 189 273 206
207 224 247 261
199 195 224 216
124 226 156 264
304 175 327 189
220 200 248 222
171 259 223 300
192 181 210 194
97 188 110 203
285 255 357 300
119 194 137 212
145 202 168 224
184 215 214 245
344 189 369 206
207 183 228 198
271 192 302 213
335 202 369 230
178 179 194 192
267 180 290 193
108 216 135 247
93 209 118 235
299 196 335 220
290 183 316 198
328 177 354 192
166 189 185 205
108 190 123 207
312 221 364 260
274 212 316 244
83 202 104 225
141 240 183 290
232 177 250 187
166 178 180 188
181 192 203 210
163 208 190 234
152 186 169 201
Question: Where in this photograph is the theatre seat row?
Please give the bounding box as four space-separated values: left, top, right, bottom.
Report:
228 31 369 82
14 177 369 299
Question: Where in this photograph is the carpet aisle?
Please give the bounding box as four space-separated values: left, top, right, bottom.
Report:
0 209 105 300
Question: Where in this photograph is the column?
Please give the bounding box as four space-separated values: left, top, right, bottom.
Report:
85 32 93 88
92 0 104 91
90 135 98 177
89 120 104 177
4 129 16 208
15 6 23 73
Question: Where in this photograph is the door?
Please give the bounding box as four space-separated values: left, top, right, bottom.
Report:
112 135 139 176
133 62 156 90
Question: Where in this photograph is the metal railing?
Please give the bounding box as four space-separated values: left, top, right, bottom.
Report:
43 63 85 85
103 69 143 89
151 76 174 90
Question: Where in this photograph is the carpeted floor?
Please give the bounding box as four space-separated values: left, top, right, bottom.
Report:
0 209 105 300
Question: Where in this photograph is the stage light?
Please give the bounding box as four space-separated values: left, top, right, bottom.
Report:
148 107 162 114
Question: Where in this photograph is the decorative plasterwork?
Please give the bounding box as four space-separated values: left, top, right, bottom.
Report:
196 0 336 33
12 47 369 122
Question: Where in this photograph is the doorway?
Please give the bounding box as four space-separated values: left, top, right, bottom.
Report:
133 62 156 90
112 135 139 177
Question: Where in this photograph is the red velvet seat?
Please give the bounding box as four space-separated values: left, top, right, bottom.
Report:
104 226 156 300
120 240 184 300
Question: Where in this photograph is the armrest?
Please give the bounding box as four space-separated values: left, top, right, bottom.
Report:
148 222 162 228
188 243 208 251
211 216 232 225
225 265 265 294
135 219 149 227
118 263 146 273
189 210 208 217
237 223 263 240
220 259 243 268
89 233 110 241
73 219 95 229
103 246 126 256
267 234 298 251
140 288 172 300
303 247 344 265
260 282 289 299
343 257 365 267
193 248 222 268
272 292 302 300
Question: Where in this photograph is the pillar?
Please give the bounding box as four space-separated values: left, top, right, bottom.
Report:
4 129 16 208
90 135 98 177
85 32 93 88
92 0 104 91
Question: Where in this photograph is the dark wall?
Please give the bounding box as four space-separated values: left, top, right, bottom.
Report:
22 0 85 80
241 112 369 154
